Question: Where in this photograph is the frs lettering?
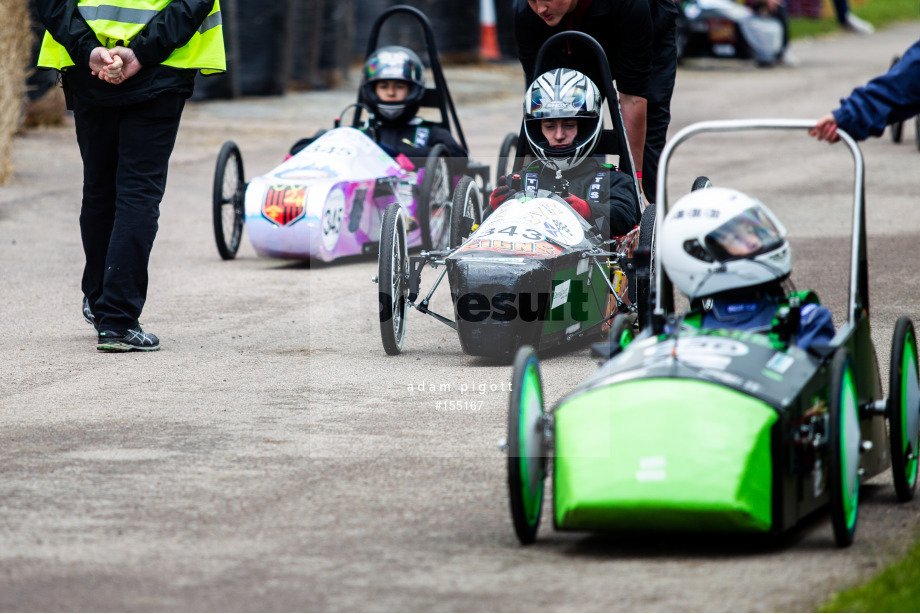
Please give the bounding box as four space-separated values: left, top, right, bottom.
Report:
462 239 558 257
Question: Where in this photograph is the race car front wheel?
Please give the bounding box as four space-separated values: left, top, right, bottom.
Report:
449 176 482 249
888 316 920 502
418 144 451 252
828 347 861 547
212 141 246 260
507 345 547 545
378 202 409 355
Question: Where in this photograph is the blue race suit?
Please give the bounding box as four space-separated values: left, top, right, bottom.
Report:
701 295 835 350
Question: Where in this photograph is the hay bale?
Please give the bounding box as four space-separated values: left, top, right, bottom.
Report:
0 0 34 185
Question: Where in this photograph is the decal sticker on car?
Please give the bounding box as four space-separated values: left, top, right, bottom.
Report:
644 336 750 370
456 238 560 257
262 184 307 226
636 456 667 482
322 189 346 251
477 198 585 246
552 280 570 310
766 352 795 374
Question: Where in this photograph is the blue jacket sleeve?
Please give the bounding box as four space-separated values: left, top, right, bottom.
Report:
796 303 836 349
833 37 920 140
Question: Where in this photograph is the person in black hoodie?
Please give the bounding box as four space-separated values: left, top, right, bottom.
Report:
490 68 640 239
514 0 678 202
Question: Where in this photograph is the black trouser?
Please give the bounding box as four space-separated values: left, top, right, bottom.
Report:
73 93 185 332
642 20 678 202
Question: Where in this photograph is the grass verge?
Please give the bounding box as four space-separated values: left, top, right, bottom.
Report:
820 529 920 612
789 0 920 40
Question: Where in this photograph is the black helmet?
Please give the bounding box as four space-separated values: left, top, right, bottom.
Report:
360 46 426 124
524 68 603 173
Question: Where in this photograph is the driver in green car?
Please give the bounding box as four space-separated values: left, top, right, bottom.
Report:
659 186 836 349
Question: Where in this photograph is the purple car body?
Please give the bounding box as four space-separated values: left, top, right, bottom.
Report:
243 128 447 261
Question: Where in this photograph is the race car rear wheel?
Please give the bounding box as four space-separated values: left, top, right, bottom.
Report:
609 313 635 351
507 345 546 545
633 203 656 329
691 176 713 191
378 202 409 355
829 347 861 547
496 132 519 186
212 141 246 260
914 115 920 152
449 176 482 249
888 316 920 502
418 143 451 252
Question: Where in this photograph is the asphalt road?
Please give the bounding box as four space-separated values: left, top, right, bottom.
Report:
2 22 920 612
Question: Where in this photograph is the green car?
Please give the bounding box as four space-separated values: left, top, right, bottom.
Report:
506 119 920 547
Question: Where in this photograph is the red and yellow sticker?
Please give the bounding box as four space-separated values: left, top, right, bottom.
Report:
262 184 307 226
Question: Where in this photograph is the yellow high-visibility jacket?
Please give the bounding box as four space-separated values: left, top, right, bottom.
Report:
38 0 225 74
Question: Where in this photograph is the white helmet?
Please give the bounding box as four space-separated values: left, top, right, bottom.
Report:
524 69 603 173
660 187 790 299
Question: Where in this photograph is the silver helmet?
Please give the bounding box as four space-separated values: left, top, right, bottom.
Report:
524 68 603 173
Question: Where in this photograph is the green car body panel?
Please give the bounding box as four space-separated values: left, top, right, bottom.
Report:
554 378 777 532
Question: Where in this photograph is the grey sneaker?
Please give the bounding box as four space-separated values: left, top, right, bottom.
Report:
780 48 800 68
843 14 874 35
97 327 160 352
82 297 97 332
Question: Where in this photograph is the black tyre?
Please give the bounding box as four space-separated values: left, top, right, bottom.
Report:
417 143 451 251
212 141 246 260
914 115 920 152
691 176 713 191
608 313 635 351
507 346 546 545
828 348 861 547
496 132 519 185
378 202 409 355
633 203 656 329
890 56 904 143
449 176 483 249
888 317 920 502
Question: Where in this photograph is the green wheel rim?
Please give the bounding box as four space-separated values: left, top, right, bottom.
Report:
840 364 861 530
617 327 634 350
901 330 920 487
518 360 544 526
